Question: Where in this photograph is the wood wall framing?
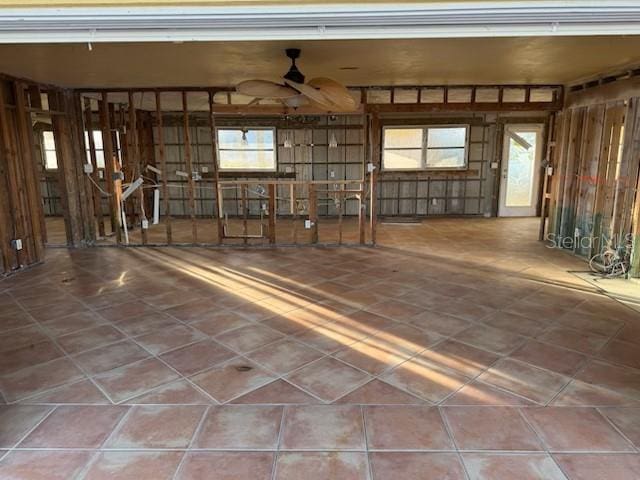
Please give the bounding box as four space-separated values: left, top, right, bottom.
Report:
544 80 640 277
3 71 639 279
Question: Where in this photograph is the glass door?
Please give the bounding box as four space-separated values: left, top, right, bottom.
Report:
499 125 543 217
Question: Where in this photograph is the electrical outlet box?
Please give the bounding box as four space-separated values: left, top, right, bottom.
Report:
98 170 104 179
329 170 335 178
431 198 438 206
285 166 293 173
201 166 209 173
11 239 22 251
490 162 499 169
547 166 554 176
367 163 376 173
83 163 94 174
192 172 202 181
304 220 312 229
142 219 149 229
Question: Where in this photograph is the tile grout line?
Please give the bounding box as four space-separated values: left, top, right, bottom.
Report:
271 404 287 480
170 404 211 480
438 405 472 480
6 292 118 405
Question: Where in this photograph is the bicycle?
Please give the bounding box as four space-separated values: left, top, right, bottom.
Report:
589 236 633 278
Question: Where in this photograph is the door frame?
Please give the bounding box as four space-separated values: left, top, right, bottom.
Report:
498 123 544 217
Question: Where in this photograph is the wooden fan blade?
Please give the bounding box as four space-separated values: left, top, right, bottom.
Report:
308 77 359 112
236 80 299 99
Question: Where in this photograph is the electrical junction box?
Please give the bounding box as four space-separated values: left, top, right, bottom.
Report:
98 170 104 179
141 219 149 229
11 239 23 250
304 220 312 229
83 163 94 174
490 162 499 169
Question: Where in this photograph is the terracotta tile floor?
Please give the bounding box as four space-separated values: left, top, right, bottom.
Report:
1 217 640 479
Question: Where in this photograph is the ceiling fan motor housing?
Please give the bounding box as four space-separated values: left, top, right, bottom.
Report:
284 48 305 84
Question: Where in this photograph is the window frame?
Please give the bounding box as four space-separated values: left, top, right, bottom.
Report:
382 124 470 172
84 129 106 170
215 126 277 173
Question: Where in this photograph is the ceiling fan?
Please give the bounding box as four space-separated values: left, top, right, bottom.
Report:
236 49 359 112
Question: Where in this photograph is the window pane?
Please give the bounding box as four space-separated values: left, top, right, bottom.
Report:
427 127 466 148
505 132 537 207
383 149 422 170
384 128 423 149
218 129 274 150
92 131 103 150
43 131 56 150
426 148 466 168
45 150 58 170
219 150 275 170
96 151 105 169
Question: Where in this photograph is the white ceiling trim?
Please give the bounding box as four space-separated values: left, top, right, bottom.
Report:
1 2 640 43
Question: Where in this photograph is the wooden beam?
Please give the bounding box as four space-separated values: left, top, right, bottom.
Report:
538 113 555 241
128 90 147 244
615 99 640 239
84 97 105 237
155 92 172 244
367 101 562 114
369 112 381 245
182 91 197 243
208 90 224 245
566 76 640 109
0 83 22 269
50 91 84 246
99 93 121 243
268 183 276 244
308 183 318 244
14 81 45 261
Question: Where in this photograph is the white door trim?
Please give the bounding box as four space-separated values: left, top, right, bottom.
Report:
498 124 544 217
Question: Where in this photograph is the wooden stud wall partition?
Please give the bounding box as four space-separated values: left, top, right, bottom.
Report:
2 78 565 273
545 78 640 277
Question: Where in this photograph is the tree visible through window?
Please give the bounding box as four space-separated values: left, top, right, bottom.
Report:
382 125 468 170
217 128 276 171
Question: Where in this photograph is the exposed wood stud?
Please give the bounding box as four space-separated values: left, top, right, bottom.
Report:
182 91 197 243
155 91 172 245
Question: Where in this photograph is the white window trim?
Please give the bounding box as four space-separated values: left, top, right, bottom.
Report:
382 124 470 172
216 127 277 173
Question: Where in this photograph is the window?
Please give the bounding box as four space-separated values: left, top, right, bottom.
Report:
84 130 105 169
42 131 58 170
217 128 276 171
382 125 469 171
